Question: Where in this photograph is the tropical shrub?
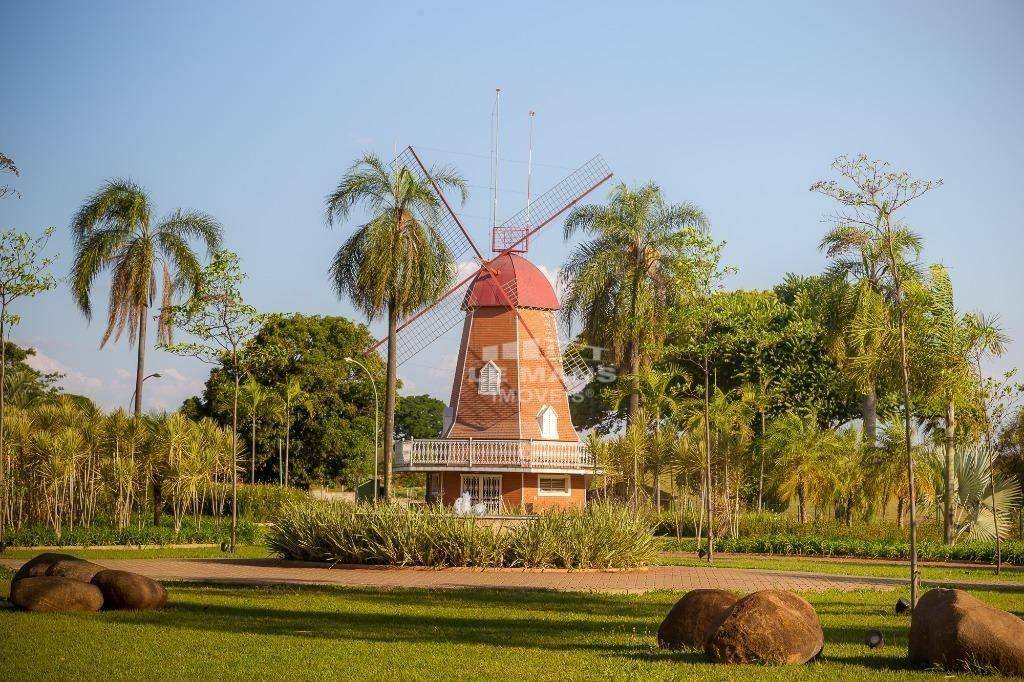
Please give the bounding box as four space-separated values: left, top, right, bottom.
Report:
0 397 276 542
267 501 657 569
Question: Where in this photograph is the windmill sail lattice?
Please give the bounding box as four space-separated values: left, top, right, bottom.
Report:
492 155 612 253
369 146 612 393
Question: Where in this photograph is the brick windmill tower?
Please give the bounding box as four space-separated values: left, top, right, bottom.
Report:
368 144 613 512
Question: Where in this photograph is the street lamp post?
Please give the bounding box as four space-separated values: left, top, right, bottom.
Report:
345 356 379 502
130 372 162 413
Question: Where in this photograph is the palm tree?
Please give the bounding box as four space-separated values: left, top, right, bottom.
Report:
813 155 942 609
923 264 1007 543
763 412 844 523
70 179 222 419
239 377 275 484
614 409 650 504
560 182 708 421
739 380 779 512
280 377 313 486
926 445 1022 542
612 366 687 506
324 153 465 499
816 272 896 447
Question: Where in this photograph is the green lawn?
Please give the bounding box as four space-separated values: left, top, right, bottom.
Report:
1 571 1021 680
658 554 1024 586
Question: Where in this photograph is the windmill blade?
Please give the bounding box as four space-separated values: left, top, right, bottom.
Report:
366 265 482 364
492 155 613 253
393 146 486 263
561 343 596 395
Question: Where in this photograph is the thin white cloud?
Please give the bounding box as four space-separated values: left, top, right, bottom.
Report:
25 350 104 392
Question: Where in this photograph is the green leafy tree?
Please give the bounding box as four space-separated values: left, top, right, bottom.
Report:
162 249 265 550
395 394 445 440
812 154 941 607
0 228 58 539
666 230 732 561
324 153 465 499
0 152 18 200
3 342 63 409
70 179 221 417
560 183 709 420
186 314 382 487
922 264 1007 543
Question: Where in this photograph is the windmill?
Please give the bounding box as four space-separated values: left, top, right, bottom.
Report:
370 143 613 512
366 146 612 392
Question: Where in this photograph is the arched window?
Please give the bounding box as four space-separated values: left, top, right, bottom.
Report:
537 405 558 439
479 361 501 395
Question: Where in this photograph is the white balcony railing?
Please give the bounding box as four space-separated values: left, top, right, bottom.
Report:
396 439 596 472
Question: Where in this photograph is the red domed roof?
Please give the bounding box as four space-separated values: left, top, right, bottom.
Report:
464 253 560 310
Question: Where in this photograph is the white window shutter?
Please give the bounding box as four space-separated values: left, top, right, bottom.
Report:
537 405 557 439
479 361 501 395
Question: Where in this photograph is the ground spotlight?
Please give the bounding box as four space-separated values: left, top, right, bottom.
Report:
895 597 910 615
220 541 230 553
864 630 884 648
697 547 707 559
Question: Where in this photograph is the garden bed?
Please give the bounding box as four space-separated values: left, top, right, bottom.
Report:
267 501 656 569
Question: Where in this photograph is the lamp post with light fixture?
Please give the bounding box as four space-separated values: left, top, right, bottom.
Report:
130 372 162 413
345 356 379 501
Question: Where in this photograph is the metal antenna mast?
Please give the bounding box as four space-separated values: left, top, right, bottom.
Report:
526 110 535 227
491 88 501 235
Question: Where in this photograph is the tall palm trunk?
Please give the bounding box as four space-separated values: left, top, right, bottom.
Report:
251 414 257 485
230 363 239 551
862 385 878 447
0 312 7 542
137 304 162 527
797 478 807 524
895 299 919 608
757 410 766 512
703 357 713 562
628 345 640 419
943 400 955 544
383 301 398 500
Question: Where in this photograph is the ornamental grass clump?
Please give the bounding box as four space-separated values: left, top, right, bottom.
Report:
506 502 657 568
267 500 655 569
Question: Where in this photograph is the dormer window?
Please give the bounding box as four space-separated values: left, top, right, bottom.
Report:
479 361 501 395
537 405 557 439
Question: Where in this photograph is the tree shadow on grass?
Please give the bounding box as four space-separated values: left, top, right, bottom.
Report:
77 584 671 661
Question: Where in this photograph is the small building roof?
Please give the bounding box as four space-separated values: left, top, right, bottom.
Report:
464 252 560 310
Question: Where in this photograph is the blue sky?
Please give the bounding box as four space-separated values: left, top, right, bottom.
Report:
2 1 1022 411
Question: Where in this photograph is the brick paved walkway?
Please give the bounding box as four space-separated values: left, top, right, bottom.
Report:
2 557 909 593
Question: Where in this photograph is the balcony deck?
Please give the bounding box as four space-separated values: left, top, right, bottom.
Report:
395 438 598 474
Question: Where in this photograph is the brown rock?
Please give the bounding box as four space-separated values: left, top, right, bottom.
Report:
9 576 104 612
909 588 1024 676
11 552 80 582
658 589 740 650
91 570 167 610
45 556 106 583
704 590 824 665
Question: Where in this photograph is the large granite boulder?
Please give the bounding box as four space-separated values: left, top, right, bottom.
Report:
704 590 824 665
11 552 79 582
909 588 1024 676
44 556 106 583
91 569 167 610
9 576 104 612
658 589 739 650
